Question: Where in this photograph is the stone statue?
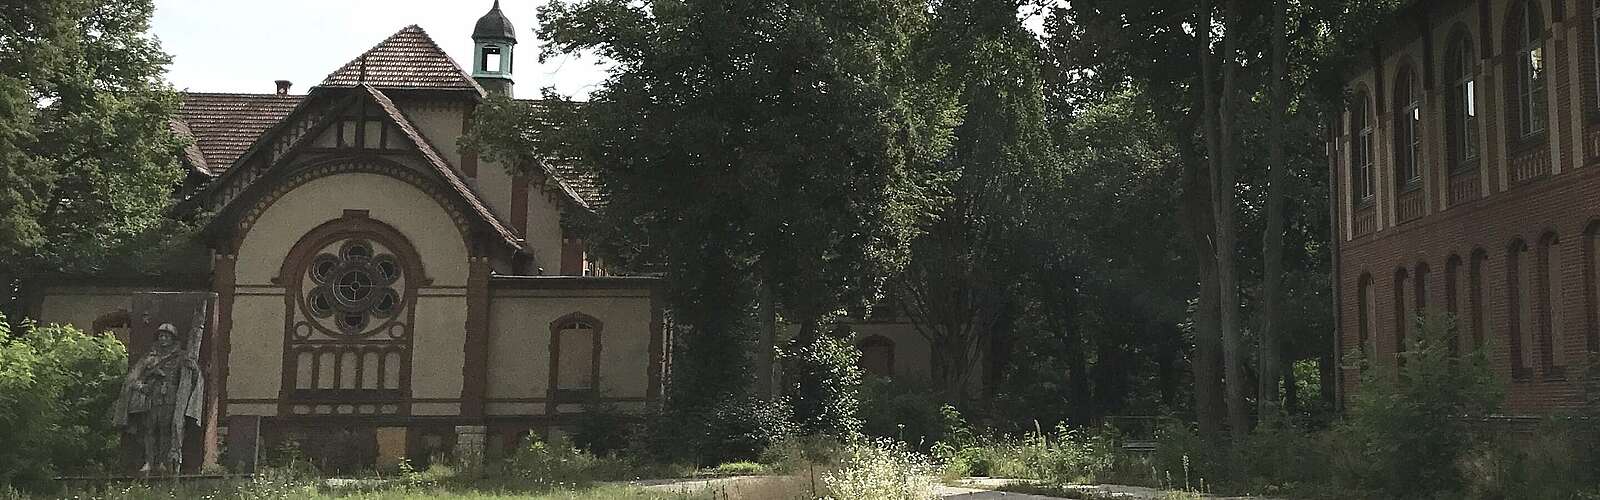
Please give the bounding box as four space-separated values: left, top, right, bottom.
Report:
112 310 205 474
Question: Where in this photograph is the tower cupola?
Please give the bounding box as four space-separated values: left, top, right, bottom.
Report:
472 0 516 95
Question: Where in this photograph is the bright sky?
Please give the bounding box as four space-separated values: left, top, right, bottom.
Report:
152 0 1057 100
151 0 611 99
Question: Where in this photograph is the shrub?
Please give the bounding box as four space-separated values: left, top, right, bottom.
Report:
784 335 864 438
642 395 795 466
858 377 946 446
1459 416 1600 500
499 434 602 489
822 437 937 500
0 316 127 491
706 461 771 476
1330 312 1502 498
571 398 636 455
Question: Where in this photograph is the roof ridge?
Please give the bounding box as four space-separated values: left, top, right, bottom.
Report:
361 85 523 252
321 25 486 95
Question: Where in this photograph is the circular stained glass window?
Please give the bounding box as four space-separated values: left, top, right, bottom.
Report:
305 239 403 334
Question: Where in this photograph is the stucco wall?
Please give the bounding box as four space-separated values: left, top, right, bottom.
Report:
228 171 471 417
35 286 150 334
484 286 655 416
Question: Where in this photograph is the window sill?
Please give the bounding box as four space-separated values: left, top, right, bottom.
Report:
1398 180 1423 194
1507 132 1548 157
1448 163 1479 177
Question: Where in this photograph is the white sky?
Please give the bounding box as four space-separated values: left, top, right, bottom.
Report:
152 0 1056 100
151 0 610 98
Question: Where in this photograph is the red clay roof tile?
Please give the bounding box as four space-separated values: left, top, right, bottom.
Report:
323 25 486 95
177 92 303 173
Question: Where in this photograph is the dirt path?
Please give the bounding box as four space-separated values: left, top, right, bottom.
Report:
633 475 1279 499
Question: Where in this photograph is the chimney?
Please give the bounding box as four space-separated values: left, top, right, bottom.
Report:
274 80 292 95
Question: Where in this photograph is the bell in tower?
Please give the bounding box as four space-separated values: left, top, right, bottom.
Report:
472 0 517 95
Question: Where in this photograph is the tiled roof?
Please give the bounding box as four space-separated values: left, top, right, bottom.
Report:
176 92 303 173
363 85 524 251
168 118 209 175
516 99 604 209
323 25 486 95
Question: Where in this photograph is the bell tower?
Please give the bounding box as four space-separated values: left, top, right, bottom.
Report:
472 0 516 95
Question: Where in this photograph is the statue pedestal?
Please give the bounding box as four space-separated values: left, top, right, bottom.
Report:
454 425 487 469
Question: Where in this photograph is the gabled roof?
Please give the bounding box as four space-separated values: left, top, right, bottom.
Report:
514 99 604 209
193 85 525 255
361 85 523 248
176 92 304 174
168 118 209 175
323 25 486 95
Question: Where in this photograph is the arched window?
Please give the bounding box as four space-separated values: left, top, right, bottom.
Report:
1515 0 1548 138
1394 66 1423 187
1351 91 1376 204
1537 232 1565 376
1395 268 1411 359
1593 0 1600 111
549 313 603 401
857 335 895 378
1509 239 1534 378
1470 249 1489 350
1587 223 1600 352
1358 273 1377 360
1446 255 1463 355
1445 33 1479 171
1415 261 1432 313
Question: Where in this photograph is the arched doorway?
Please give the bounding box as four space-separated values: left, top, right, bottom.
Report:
858 335 895 378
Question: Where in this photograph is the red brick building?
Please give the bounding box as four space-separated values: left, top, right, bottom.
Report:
1331 0 1600 414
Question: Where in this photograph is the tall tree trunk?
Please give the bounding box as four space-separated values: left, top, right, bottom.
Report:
1259 0 1290 422
755 279 777 400
1282 344 1299 416
1200 0 1250 443
1182 140 1226 440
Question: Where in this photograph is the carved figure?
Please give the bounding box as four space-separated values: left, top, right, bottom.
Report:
112 314 204 474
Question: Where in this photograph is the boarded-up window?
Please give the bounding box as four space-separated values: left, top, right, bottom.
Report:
555 320 600 393
858 335 895 378
1359 275 1376 361
1471 249 1488 350
1395 269 1410 360
1588 226 1600 352
1539 233 1565 375
1510 239 1534 378
1446 255 1463 355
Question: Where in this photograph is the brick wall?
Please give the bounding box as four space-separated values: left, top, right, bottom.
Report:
1332 0 1600 415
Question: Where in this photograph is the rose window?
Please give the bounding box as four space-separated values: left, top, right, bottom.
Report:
305 239 402 334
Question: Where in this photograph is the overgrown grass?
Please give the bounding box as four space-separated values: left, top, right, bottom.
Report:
701 461 771 476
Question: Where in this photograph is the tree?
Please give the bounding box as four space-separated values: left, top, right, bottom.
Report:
0 0 185 316
896 0 1056 403
470 0 961 438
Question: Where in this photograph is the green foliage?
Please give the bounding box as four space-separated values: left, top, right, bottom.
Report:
571 399 636 455
502 435 597 489
783 335 863 438
857 376 946 447
821 437 936 500
1330 313 1502 497
0 314 127 491
705 461 770 476
0 0 185 294
642 395 795 467
895 0 1059 401
935 423 1123 486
